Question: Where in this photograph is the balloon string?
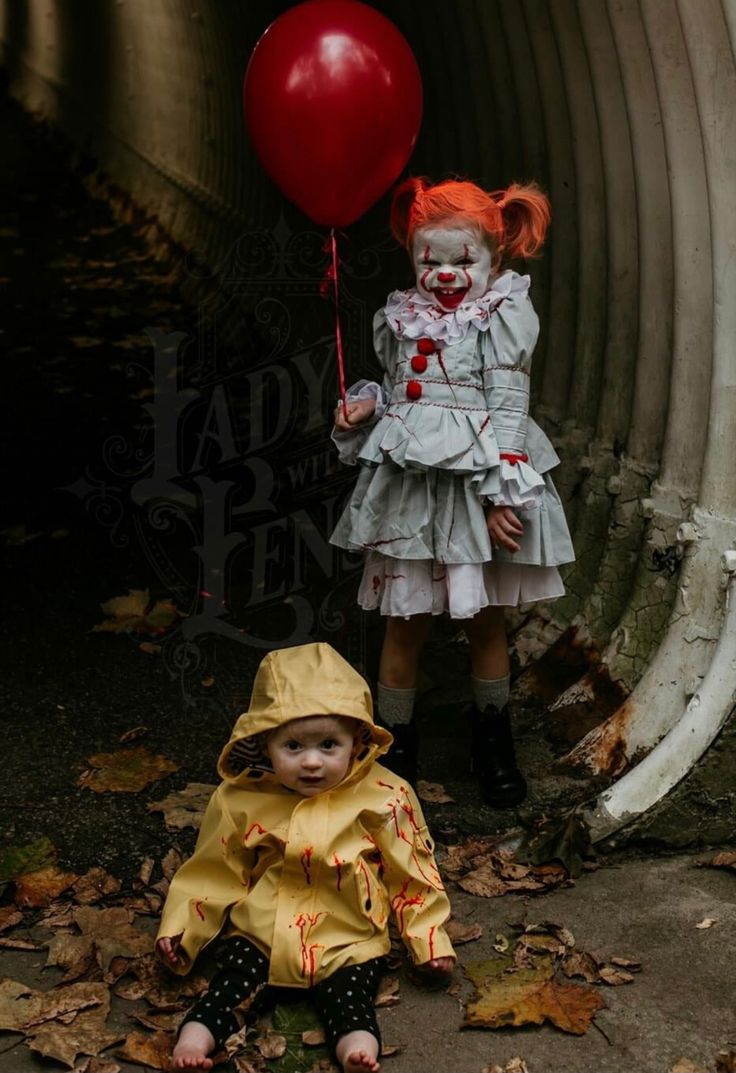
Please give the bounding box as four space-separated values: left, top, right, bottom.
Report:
329 228 348 410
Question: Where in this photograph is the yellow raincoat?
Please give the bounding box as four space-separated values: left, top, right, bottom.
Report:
156 643 454 988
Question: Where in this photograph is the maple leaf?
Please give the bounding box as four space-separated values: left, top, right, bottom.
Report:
78 746 179 793
114 953 207 1010
0 978 121 1065
147 783 216 830
254 1031 288 1058
463 955 605 1035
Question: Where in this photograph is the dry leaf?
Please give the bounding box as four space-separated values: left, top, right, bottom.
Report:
72 906 150 973
114 954 207 1010
417 780 455 804
15 864 79 908
463 956 605 1035
598 965 635 986
374 975 400 1007
28 1004 123 1068
93 590 180 635
380 1044 402 1056
116 1029 172 1070
695 917 717 929
493 934 510 954
138 642 161 655
482 1060 529 1073
716 1052 736 1073
446 919 484 944
254 1032 288 1058
161 848 184 880
234 1058 267 1073
147 783 216 830
670 1059 708 1073
302 1028 327 1045
609 956 641 971
71 1059 121 1073
73 868 121 904
561 951 600 984
0 906 23 931
708 852 736 871
46 930 97 981
0 936 42 950
119 726 148 743
201 675 215 687
138 857 155 886
458 864 508 898
78 746 179 793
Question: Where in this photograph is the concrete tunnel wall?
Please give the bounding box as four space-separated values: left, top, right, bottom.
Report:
1 0 735 846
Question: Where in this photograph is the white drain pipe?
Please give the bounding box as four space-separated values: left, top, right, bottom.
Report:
584 555 736 842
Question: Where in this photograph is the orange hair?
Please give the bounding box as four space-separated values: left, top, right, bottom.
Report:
390 177 550 267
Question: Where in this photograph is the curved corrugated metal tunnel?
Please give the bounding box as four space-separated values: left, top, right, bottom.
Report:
2 0 734 846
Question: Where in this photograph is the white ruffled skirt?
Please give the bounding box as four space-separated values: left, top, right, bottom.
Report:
357 553 565 619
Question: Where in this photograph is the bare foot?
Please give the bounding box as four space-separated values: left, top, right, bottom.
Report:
171 1021 215 1071
336 1030 381 1073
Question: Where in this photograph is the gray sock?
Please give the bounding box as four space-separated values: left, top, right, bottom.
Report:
471 674 510 712
377 682 416 726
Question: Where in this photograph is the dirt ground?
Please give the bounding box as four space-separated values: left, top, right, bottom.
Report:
1 91 735 1073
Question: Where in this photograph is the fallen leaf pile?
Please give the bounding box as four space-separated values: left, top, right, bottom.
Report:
463 922 641 1036
441 838 571 898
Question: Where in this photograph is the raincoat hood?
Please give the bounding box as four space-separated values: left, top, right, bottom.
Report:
218 643 392 782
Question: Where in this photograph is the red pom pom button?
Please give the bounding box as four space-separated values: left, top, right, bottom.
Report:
417 337 435 355
406 380 422 400
410 354 428 373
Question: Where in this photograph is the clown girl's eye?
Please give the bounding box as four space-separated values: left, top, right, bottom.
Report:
422 259 439 266
456 258 473 266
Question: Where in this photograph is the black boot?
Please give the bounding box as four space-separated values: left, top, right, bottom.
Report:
469 704 527 807
378 719 419 785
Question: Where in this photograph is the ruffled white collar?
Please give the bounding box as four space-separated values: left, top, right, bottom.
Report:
383 270 530 345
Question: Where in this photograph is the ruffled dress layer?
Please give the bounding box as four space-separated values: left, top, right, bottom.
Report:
329 271 575 619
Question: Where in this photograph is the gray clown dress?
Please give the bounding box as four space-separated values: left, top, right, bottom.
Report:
329 270 575 619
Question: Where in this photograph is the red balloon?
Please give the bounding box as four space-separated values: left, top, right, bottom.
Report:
244 0 423 227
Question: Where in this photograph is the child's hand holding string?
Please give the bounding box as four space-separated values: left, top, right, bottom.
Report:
485 505 524 553
333 398 376 431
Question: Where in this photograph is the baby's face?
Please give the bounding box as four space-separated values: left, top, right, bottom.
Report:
264 716 358 797
411 225 494 311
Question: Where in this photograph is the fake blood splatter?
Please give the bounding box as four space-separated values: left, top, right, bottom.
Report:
194 899 206 921
243 822 266 844
294 912 326 986
390 878 425 932
301 845 314 885
333 854 343 892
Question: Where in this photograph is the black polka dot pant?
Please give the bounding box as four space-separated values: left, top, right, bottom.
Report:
182 936 269 1048
181 936 383 1052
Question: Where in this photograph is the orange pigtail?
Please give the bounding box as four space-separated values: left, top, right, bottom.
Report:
390 176 551 268
494 182 551 262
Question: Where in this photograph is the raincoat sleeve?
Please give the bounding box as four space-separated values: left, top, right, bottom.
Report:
480 291 546 507
156 784 255 974
375 785 455 966
331 310 395 465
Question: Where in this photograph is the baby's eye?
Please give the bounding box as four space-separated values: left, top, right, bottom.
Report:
320 738 338 749
284 740 302 751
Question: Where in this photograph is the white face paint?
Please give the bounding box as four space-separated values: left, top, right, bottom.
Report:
411 226 494 311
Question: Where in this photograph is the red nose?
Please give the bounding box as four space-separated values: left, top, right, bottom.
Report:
437 272 456 283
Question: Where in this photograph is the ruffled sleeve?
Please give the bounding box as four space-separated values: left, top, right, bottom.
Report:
330 311 396 466
479 289 545 507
